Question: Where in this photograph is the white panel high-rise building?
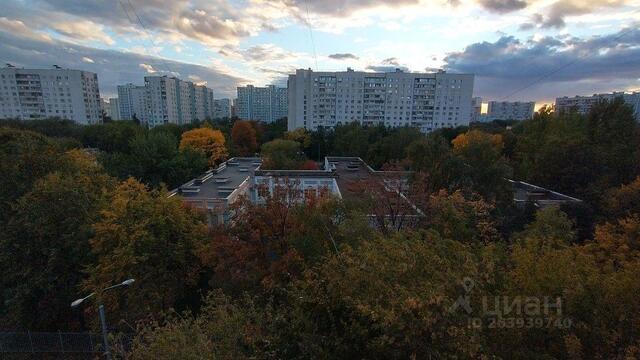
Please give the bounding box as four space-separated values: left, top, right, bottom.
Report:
213 98 232 119
471 97 483 122
117 83 148 122
485 101 535 121
108 98 121 120
0 65 101 124
237 85 287 123
556 92 640 120
194 85 214 121
287 68 474 132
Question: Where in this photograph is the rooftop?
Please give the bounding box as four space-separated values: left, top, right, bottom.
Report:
169 157 262 200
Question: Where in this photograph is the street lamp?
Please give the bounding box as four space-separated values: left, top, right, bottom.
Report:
71 279 135 360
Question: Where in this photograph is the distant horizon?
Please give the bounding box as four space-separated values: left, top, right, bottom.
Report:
3 0 637 101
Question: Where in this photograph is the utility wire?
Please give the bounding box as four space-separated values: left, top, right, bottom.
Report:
500 20 640 101
303 0 319 70
117 0 176 76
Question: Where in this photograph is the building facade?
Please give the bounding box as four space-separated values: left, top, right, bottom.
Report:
287 68 474 132
108 97 121 120
194 85 215 121
237 85 287 123
471 97 483 122
556 92 640 120
117 83 147 122
0 65 101 124
118 76 215 127
213 98 232 119
485 101 535 121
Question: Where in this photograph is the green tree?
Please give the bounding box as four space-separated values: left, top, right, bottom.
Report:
0 150 115 330
260 139 304 169
84 178 208 323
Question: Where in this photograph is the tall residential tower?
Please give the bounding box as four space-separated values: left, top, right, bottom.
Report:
0 65 101 124
287 68 474 132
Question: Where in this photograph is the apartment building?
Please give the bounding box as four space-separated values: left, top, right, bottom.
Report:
556 92 640 120
194 85 214 121
0 65 101 124
471 97 483 122
287 68 474 132
237 85 287 123
108 98 121 120
117 83 147 122
485 101 535 121
213 98 232 119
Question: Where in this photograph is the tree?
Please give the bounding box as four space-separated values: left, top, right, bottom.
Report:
260 139 304 169
602 176 640 221
0 150 115 330
284 128 311 149
231 120 258 156
83 178 208 323
407 134 465 193
451 130 512 202
0 127 60 223
273 231 485 359
179 127 228 166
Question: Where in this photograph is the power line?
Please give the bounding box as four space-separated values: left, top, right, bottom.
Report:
303 0 319 70
117 0 176 76
500 21 640 101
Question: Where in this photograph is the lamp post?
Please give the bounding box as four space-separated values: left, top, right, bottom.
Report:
71 279 135 359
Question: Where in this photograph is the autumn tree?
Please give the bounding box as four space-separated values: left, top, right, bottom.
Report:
407 134 466 193
451 129 512 202
284 128 312 150
260 139 304 169
179 127 228 166
0 127 60 223
83 178 208 323
272 230 485 359
0 150 115 330
231 120 258 156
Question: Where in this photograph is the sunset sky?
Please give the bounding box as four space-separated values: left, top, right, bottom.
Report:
2 0 639 105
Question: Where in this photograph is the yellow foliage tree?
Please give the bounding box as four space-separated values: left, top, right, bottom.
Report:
179 127 228 166
451 129 504 153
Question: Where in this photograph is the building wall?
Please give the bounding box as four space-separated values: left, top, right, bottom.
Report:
287 68 474 132
556 92 640 120
117 83 147 122
0 66 101 124
470 97 482 122
213 98 232 119
485 101 535 121
237 85 288 122
108 97 121 120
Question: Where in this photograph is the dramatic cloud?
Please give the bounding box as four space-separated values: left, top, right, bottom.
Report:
50 20 115 45
444 26 640 101
328 53 359 60
381 57 400 66
520 0 629 29
219 44 299 62
478 0 528 13
280 0 418 17
0 25 245 98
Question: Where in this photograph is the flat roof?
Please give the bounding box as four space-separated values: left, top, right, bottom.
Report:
170 157 262 200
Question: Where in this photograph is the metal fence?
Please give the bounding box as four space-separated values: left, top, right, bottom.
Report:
0 332 132 354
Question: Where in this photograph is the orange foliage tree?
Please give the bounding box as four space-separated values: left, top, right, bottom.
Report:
231 120 258 156
179 127 228 166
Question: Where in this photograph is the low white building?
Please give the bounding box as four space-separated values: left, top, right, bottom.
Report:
556 92 640 120
485 101 535 121
0 65 101 124
287 68 475 132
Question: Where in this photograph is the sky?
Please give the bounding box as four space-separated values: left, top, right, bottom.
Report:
1 0 639 105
